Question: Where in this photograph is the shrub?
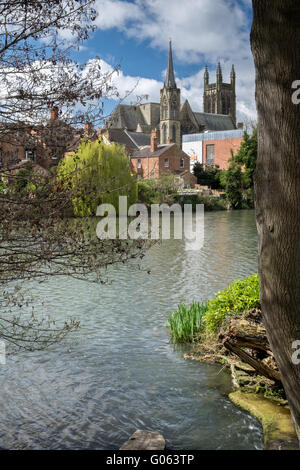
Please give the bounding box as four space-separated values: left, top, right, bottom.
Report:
167 302 207 342
137 174 181 206
196 194 227 211
203 274 260 332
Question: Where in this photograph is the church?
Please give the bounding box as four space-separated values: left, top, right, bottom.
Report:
106 41 238 147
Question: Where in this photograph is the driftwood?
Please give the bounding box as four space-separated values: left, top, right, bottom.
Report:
224 340 281 383
220 310 282 385
226 317 270 353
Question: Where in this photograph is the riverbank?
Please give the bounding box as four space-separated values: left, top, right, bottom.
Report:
167 274 299 450
229 392 298 450
185 345 298 449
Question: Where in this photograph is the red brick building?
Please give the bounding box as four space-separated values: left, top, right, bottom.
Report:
0 108 85 171
182 129 244 171
131 130 196 187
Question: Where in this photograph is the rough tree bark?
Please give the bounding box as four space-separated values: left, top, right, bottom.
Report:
251 0 300 442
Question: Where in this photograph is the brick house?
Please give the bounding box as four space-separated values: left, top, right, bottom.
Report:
0 108 82 171
131 130 196 187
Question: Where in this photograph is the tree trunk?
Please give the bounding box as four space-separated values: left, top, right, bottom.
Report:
251 0 300 443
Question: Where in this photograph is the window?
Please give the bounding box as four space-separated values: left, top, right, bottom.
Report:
180 158 184 168
137 174 142 180
25 149 35 161
137 159 141 169
172 124 176 143
206 144 215 165
164 158 169 168
162 123 167 145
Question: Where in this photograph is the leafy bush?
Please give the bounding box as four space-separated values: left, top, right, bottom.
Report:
137 175 180 205
193 162 221 189
196 194 227 211
167 302 207 342
203 274 260 332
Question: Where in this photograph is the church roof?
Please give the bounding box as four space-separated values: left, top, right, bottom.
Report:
193 112 235 131
107 104 146 131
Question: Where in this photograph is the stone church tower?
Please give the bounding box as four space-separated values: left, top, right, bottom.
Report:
203 63 236 126
160 41 181 146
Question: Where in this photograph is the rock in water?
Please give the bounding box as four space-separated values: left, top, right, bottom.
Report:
120 430 166 450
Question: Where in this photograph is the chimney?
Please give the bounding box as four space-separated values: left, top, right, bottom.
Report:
84 121 94 137
151 129 158 153
50 107 59 121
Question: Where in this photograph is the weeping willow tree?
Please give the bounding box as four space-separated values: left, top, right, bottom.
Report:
57 139 137 216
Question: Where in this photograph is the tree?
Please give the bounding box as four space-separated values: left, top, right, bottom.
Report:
251 0 300 442
221 130 258 208
57 139 137 215
221 159 243 208
193 162 221 189
234 129 257 189
0 1 115 122
0 1 146 352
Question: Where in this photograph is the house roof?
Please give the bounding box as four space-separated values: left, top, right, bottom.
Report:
126 130 151 147
131 144 174 158
106 128 137 149
103 128 151 150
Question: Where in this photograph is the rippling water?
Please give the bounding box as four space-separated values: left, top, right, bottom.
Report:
0 209 263 450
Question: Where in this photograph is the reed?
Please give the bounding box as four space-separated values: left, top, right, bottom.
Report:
167 302 207 343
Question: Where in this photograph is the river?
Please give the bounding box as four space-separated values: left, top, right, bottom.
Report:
0 209 264 450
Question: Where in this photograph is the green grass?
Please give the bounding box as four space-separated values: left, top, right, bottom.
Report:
167 302 207 343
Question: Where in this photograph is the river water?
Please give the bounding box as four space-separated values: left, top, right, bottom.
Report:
0 209 264 450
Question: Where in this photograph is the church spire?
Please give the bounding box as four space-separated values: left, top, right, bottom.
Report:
165 40 177 88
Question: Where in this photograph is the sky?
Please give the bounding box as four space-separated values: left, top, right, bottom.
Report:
74 0 255 125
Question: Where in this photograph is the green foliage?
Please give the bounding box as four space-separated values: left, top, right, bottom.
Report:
221 130 257 208
234 129 258 188
167 302 207 343
196 193 227 211
222 158 244 208
57 139 137 216
137 174 180 205
0 179 8 193
203 274 260 332
15 165 34 191
193 162 221 189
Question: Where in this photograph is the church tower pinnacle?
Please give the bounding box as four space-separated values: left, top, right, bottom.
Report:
160 40 181 146
203 63 237 127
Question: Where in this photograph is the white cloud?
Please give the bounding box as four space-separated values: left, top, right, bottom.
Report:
93 0 256 121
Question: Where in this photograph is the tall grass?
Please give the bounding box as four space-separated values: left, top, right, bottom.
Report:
167 302 207 343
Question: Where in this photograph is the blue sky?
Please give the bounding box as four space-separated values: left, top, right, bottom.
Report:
73 0 255 124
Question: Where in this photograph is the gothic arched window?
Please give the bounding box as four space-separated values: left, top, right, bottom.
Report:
172 124 176 143
171 97 177 119
162 123 167 144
